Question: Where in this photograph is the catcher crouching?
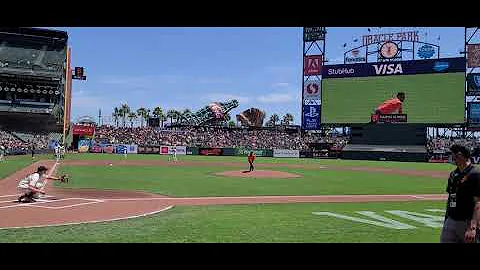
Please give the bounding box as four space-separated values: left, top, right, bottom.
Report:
17 166 69 203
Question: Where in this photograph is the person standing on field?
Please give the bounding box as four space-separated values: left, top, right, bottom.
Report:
441 144 480 243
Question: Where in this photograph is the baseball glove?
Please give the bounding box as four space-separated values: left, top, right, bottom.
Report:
60 174 69 183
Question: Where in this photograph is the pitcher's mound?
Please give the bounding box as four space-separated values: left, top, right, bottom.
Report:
215 170 301 178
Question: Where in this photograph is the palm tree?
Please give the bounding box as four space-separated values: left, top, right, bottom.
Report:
120 104 130 127
153 107 162 119
172 110 181 124
265 119 274 127
144 109 151 126
228 120 236 128
283 113 294 125
270 114 280 126
112 107 120 127
166 109 176 124
136 108 147 127
128 112 137 128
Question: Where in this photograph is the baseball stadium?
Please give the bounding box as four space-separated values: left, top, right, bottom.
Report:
0 27 479 243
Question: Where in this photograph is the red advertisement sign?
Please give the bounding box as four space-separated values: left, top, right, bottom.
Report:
72 125 95 136
161 146 169 155
304 55 323 76
468 44 480 68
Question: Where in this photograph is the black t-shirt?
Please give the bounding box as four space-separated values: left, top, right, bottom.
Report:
446 164 480 221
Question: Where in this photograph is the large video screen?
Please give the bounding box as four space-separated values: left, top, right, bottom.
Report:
321 57 466 124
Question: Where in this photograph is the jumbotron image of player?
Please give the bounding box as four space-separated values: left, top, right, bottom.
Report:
371 92 406 123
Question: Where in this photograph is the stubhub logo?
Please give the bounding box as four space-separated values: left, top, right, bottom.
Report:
433 62 449 72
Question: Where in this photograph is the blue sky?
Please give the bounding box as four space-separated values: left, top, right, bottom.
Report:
50 27 465 125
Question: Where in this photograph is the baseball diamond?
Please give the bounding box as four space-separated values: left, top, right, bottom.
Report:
0 26 479 243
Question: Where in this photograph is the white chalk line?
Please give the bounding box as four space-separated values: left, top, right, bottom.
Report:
0 205 175 230
0 197 103 210
28 201 102 209
0 194 21 198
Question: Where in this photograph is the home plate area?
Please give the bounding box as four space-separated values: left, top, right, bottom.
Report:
27 197 104 209
0 193 174 230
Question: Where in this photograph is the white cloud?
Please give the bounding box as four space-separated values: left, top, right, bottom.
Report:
257 92 295 103
203 93 249 104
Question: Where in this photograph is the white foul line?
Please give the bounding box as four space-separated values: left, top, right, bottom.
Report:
0 205 175 230
0 194 21 198
28 201 102 209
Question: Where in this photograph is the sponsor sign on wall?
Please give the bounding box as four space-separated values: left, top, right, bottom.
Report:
90 143 103 153
468 44 480 68
186 147 199 155
199 148 223 156
72 125 95 136
302 105 321 130
235 148 273 157
160 146 187 155
467 73 480 96
78 139 91 153
102 144 115 154
138 145 160 154
322 57 465 79
273 149 300 158
304 55 323 76
303 80 321 100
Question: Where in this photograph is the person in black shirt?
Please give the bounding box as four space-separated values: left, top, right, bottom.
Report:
440 144 480 243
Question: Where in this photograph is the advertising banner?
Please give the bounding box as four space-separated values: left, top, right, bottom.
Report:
222 148 236 156
344 48 367 64
160 146 187 155
90 143 103 153
299 150 313 158
467 73 480 96
78 139 91 153
72 125 95 136
140 146 160 154
304 55 323 76
303 80 321 100
302 105 321 130
102 144 115 154
468 44 480 68
199 148 223 156
468 102 480 128
186 147 199 155
273 149 300 158
322 57 466 79
235 148 273 157
115 144 129 154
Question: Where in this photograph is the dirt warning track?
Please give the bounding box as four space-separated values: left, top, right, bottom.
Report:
0 160 448 230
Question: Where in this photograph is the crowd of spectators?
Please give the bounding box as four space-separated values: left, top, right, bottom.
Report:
427 137 480 153
94 125 350 151
0 130 49 152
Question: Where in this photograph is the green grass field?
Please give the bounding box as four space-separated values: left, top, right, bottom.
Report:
0 200 445 243
0 155 40 179
321 72 465 124
55 163 445 197
0 154 452 242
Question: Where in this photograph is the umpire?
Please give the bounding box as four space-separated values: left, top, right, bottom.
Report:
441 144 480 243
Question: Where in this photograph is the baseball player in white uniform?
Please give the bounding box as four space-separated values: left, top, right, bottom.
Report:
60 145 65 159
169 145 178 162
54 145 61 161
0 145 5 161
123 148 128 159
17 166 67 203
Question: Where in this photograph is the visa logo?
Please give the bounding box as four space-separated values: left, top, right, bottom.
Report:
372 64 403 75
433 62 449 71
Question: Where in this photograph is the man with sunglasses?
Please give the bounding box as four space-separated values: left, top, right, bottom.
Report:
441 144 480 243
